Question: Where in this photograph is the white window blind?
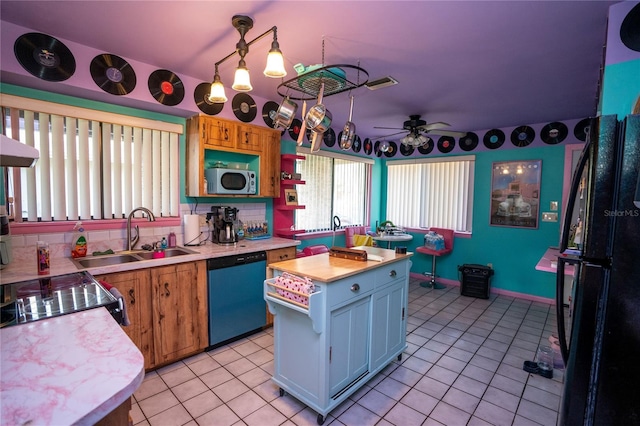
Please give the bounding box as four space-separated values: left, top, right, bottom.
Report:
386 156 475 232
2 104 180 221
295 149 371 232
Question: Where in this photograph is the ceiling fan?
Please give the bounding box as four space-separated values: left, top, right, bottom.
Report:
374 115 467 147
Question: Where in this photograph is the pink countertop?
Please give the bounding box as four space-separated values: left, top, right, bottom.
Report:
536 247 575 275
1 308 144 425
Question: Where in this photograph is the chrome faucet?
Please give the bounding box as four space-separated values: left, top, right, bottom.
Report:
127 207 156 251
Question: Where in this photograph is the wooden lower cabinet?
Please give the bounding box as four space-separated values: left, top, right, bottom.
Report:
96 260 208 370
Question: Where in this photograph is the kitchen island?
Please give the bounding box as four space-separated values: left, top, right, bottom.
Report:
265 246 412 424
0 307 144 425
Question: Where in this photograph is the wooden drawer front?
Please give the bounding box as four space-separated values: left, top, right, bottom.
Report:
267 247 296 264
326 271 375 308
237 125 262 152
375 262 407 288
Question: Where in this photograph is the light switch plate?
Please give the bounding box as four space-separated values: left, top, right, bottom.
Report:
550 201 558 211
542 212 558 222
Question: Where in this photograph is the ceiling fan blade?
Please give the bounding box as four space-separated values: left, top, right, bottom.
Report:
426 129 468 138
373 126 404 130
422 121 451 131
377 130 406 138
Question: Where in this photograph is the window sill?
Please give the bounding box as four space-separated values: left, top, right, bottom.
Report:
9 217 181 235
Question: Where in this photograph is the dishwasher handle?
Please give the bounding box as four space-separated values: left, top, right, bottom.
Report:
207 251 267 269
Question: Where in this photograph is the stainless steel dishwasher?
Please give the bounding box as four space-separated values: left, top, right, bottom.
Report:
207 251 267 348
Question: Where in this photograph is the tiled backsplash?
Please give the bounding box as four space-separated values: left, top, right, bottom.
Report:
9 203 267 262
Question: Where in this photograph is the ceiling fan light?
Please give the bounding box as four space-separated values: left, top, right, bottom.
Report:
232 61 252 91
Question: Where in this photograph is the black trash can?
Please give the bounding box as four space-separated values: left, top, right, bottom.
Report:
458 264 494 299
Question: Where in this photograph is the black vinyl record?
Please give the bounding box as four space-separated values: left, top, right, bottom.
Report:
483 129 505 149
324 128 336 147
232 93 257 123
363 138 373 155
194 82 223 115
399 142 415 156
437 136 455 153
417 138 434 155
459 132 479 152
90 53 136 95
148 69 184 106
351 135 362 153
373 141 384 157
14 32 76 82
384 141 398 157
573 118 591 142
262 101 279 128
510 125 535 147
620 2 640 52
541 121 568 144
288 118 302 140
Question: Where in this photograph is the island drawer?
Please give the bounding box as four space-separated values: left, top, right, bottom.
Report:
325 271 375 307
375 262 407 288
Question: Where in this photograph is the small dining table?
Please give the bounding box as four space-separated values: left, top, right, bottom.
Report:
372 233 413 249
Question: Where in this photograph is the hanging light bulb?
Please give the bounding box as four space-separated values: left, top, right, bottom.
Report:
264 30 287 78
208 66 228 103
232 58 252 91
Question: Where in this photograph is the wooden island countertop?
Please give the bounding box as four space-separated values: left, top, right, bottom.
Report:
267 246 413 282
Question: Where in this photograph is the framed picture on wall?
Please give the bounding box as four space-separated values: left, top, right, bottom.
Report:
284 188 298 206
490 160 542 229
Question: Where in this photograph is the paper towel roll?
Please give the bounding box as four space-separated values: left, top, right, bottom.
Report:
183 214 201 246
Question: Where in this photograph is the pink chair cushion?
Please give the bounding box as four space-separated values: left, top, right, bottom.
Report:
416 228 454 257
302 245 330 256
344 226 367 248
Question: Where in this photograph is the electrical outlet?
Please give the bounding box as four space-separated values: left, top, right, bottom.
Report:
550 201 558 211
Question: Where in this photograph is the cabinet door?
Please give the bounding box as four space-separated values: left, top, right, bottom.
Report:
329 297 370 396
260 130 281 197
151 261 208 365
237 124 262 152
370 280 406 371
95 270 154 370
205 118 236 149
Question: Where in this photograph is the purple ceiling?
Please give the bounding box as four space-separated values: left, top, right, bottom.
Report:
0 1 618 141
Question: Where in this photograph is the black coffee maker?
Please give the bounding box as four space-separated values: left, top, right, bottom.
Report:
208 206 239 245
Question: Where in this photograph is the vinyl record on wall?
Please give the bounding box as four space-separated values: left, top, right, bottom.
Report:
288 118 302 140
90 53 136 95
363 138 373 155
384 141 398 157
459 132 479 151
510 125 535 147
399 143 415 156
620 2 640 52
483 129 505 149
323 128 336 147
232 93 257 123
437 136 455 153
262 101 279 127
573 118 591 142
373 141 384 157
193 82 224 115
540 121 568 144
148 69 184 106
14 32 76 82
417 138 435 155
351 135 362 153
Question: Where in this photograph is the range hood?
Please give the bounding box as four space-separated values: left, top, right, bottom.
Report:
0 134 39 168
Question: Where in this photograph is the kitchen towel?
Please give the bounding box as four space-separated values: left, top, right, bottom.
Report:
183 214 200 246
99 280 130 326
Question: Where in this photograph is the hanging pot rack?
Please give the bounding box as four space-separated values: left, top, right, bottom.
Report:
277 63 369 100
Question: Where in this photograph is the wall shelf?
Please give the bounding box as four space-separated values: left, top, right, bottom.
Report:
274 154 305 239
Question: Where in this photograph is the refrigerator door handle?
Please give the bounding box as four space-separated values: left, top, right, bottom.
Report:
556 256 574 364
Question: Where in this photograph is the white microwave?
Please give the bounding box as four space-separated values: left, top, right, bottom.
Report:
205 168 256 195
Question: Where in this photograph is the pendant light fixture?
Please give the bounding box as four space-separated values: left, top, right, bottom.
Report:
208 15 286 103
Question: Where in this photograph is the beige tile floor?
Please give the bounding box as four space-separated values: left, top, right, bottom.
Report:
130 278 564 426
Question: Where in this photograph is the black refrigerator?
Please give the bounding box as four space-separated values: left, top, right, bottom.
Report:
556 114 640 425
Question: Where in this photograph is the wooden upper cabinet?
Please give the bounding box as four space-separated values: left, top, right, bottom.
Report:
186 114 281 197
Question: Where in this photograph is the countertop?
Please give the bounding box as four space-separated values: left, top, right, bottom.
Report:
268 246 413 282
0 307 144 425
536 247 576 274
0 237 300 285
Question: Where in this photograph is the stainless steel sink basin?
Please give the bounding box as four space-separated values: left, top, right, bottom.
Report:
134 247 198 260
71 246 199 269
73 254 140 269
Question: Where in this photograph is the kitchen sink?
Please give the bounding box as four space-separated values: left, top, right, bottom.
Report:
134 247 198 260
71 246 199 269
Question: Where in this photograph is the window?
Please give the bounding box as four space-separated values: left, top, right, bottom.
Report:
386 155 475 232
1 95 181 222
294 148 372 232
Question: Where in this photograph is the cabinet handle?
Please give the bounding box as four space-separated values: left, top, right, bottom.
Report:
280 254 289 260
351 283 360 292
244 132 249 144
164 282 170 296
389 270 397 277
129 289 135 305
224 127 229 141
